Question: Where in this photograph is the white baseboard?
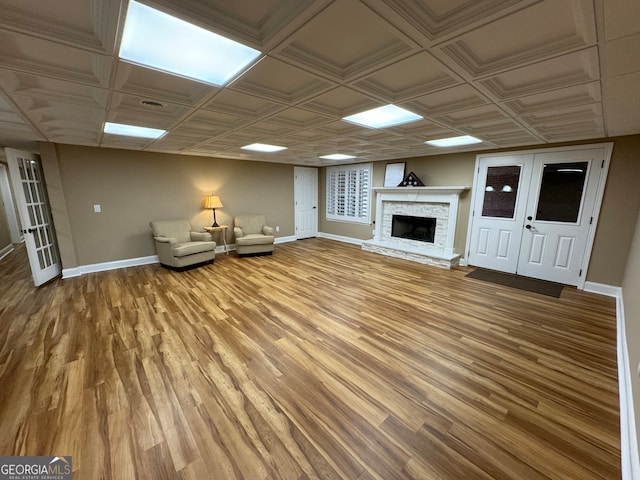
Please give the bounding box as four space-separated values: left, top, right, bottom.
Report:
0 243 14 262
615 292 640 480
62 239 296 279
275 235 297 244
62 255 159 278
317 232 364 246
583 281 623 298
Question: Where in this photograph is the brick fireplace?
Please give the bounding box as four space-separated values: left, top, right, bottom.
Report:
362 186 469 269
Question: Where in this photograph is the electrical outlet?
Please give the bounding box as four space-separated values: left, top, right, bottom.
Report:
275 226 280 232
93 204 101 213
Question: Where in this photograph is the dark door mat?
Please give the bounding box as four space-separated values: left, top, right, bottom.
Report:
466 268 564 298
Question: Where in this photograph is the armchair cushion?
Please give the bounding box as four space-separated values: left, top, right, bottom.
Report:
150 219 216 269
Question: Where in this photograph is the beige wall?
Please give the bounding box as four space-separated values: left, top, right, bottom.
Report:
623 207 640 454
319 135 640 286
51 144 295 266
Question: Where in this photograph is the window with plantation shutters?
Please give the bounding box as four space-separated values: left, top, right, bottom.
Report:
326 163 372 224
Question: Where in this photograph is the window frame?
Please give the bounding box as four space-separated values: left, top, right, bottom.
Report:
326 162 373 224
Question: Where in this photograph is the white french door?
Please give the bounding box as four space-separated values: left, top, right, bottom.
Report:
468 145 610 286
294 167 318 239
5 148 61 286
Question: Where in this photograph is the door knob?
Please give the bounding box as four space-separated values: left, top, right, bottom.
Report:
525 224 532 229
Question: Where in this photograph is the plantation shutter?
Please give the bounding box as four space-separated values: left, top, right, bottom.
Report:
326 163 372 224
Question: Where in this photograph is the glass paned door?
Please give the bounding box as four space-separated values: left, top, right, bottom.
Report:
467 155 533 274
516 151 602 285
5 148 61 286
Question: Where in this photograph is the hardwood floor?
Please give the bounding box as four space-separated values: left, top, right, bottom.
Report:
0 239 620 479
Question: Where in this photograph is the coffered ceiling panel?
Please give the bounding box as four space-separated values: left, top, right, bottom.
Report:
0 0 120 53
231 57 333 104
479 48 600 100
149 0 325 49
114 63 216 107
353 52 460 101
0 0 638 165
0 70 109 109
203 90 284 119
405 84 487 117
364 0 539 43
440 0 596 78
275 0 418 81
503 82 601 115
0 30 112 87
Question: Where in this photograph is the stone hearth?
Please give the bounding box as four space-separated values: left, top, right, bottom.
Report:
362 186 469 269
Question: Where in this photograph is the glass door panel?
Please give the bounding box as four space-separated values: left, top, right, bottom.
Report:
481 165 521 218
535 162 588 223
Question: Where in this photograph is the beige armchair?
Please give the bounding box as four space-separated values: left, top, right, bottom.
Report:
233 214 275 256
150 219 216 269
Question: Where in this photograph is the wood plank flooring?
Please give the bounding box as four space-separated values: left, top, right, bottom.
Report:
0 239 620 479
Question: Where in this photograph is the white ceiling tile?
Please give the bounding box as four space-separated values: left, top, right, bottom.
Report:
404 84 488 117
480 47 600 100
0 30 112 86
231 57 333 104
109 92 189 128
148 0 326 49
0 70 109 108
435 104 508 128
114 62 216 106
275 0 417 81
354 52 460 101
266 107 333 129
364 0 540 43
0 0 120 53
504 82 601 115
440 0 597 77
204 89 285 118
603 0 640 41
605 32 640 78
302 87 380 118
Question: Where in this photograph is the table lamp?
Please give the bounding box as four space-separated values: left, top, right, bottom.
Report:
204 195 223 227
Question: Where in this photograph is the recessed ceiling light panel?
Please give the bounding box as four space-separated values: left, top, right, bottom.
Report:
319 154 356 160
241 143 287 152
119 1 261 86
104 122 166 139
342 105 423 129
425 135 482 147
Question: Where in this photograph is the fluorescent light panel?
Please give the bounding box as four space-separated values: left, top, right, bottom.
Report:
104 122 166 139
119 1 261 86
241 143 287 152
320 154 356 160
426 135 482 147
343 105 423 129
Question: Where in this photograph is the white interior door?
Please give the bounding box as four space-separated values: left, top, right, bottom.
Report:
468 154 533 273
294 167 318 239
517 149 604 284
5 148 61 286
468 146 609 286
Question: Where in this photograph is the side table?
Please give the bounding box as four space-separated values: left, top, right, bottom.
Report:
203 225 229 255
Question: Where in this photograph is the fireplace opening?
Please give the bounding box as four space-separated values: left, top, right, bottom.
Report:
391 215 436 243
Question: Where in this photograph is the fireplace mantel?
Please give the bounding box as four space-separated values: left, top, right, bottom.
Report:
363 185 470 268
372 186 469 195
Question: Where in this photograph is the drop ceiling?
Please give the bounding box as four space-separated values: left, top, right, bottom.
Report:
0 0 638 166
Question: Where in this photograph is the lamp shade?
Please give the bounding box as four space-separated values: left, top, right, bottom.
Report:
204 195 223 209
